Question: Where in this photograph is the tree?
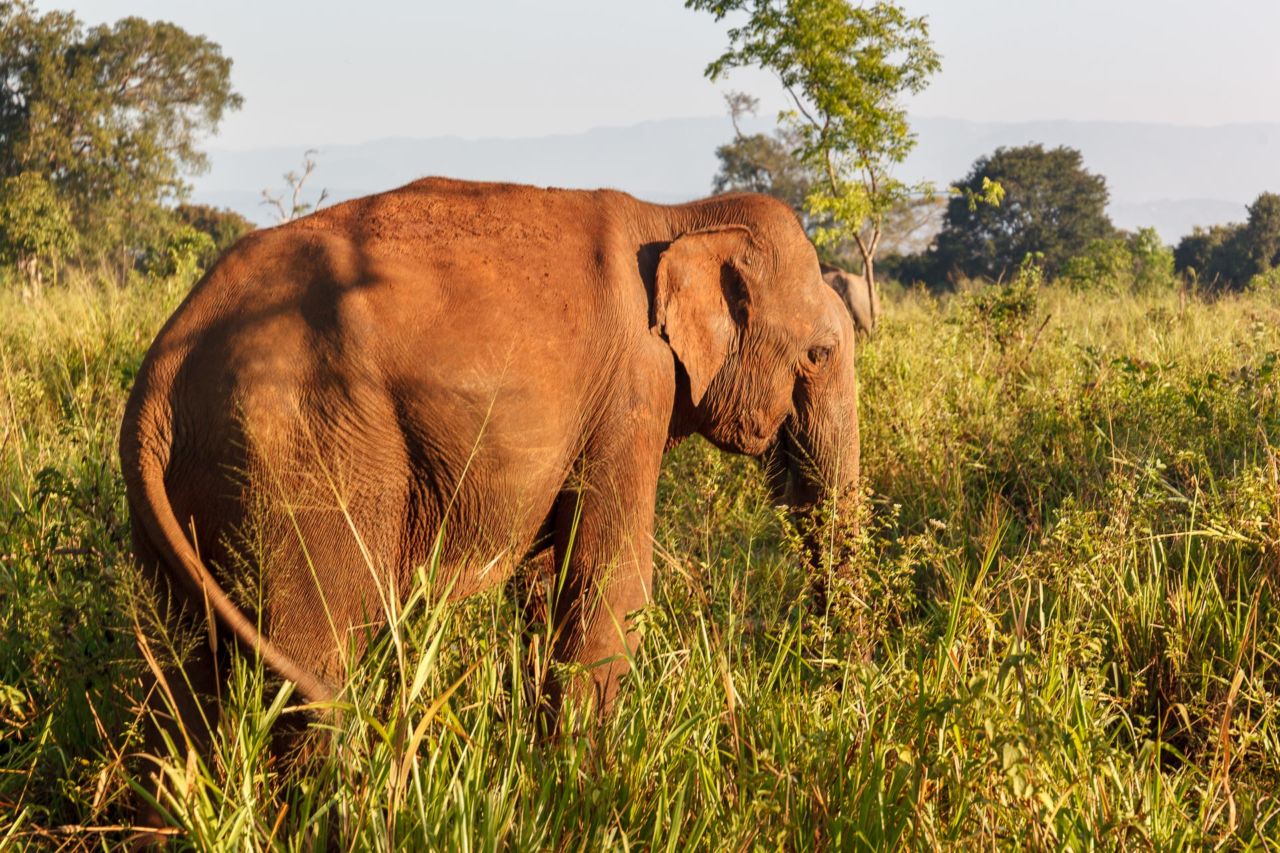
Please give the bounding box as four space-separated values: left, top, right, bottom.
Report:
687 0 941 294
1243 192 1280 275
172 202 254 265
1172 192 1280 292
0 1 241 257
713 92 814 215
261 150 329 224
0 170 75 294
930 144 1114 283
712 91 942 271
1174 224 1237 290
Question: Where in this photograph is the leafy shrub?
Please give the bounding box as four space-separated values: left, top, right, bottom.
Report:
1060 227 1174 293
141 225 216 278
954 254 1042 349
0 172 76 291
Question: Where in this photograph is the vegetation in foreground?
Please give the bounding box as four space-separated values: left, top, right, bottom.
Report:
2 267 1279 849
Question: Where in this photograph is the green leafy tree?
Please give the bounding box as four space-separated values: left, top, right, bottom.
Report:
930 144 1115 283
0 170 75 293
1173 224 1241 290
713 92 814 216
713 91 944 272
173 202 254 264
1243 192 1280 275
1173 192 1280 292
0 0 241 258
688 0 941 294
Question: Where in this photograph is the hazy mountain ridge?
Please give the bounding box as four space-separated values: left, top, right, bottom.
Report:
194 116 1280 242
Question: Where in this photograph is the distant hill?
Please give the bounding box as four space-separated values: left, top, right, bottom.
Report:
193 116 1280 242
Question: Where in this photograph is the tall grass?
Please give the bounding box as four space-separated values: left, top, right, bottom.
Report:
1 270 1278 848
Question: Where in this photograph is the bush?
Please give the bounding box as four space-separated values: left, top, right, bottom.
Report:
953 254 1043 349
1060 227 1175 294
0 172 76 292
140 225 216 279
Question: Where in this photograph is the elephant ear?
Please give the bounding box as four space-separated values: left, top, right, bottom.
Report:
653 227 752 406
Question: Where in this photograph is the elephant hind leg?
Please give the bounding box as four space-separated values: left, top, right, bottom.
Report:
506 544 559 725
510 498 561 629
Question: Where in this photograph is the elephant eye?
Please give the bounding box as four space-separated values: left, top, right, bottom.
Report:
807 344 833 366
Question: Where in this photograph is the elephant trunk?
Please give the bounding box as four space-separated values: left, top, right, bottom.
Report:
765 363 859 501
762 346 860 604
791 342 860 508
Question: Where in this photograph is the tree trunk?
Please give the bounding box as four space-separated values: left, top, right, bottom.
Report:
18 254 42 300
859 247 879 328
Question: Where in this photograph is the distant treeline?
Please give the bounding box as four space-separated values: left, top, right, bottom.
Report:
716 127 1280 293
3 0 1277 298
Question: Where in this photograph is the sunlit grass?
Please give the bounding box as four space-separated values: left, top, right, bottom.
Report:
2 270 1279 848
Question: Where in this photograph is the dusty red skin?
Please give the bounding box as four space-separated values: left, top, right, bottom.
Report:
120 176 859 822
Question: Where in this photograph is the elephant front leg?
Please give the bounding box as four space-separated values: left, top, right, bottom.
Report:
548 434 663 719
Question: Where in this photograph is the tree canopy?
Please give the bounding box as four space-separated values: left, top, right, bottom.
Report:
713 94 813 216
687 0 940 291
1243 192 1280 278
0 0 241 258
1173 192 1280 291
173 202 254 264
711 94 944 269
929 144 1114 283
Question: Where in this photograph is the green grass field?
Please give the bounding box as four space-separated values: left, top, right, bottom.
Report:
2 270 1279 849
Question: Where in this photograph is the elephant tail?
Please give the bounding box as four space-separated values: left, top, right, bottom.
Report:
122 401 337 706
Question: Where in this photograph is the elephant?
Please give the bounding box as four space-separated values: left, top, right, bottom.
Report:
821 263 880 335
119 177 859 814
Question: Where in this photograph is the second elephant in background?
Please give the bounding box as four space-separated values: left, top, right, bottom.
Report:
821 263 880 336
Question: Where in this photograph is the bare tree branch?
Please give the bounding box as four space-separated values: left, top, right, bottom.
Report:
260 149 328 224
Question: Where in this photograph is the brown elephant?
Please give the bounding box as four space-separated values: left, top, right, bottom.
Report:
120 178 859 803
821 263 880 335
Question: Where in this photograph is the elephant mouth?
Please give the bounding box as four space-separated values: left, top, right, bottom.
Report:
761 424 821 510
762 431 792 506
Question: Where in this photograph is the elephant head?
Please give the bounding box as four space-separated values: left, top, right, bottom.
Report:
820 263 879 336
654 198 860 520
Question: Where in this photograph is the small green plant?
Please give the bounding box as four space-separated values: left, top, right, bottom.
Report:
1247 266 1280 294
956 253 1043 350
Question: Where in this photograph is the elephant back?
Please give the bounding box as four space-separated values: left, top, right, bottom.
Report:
820 263 878 335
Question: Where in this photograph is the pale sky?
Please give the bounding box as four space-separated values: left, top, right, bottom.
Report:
51 0 1280 149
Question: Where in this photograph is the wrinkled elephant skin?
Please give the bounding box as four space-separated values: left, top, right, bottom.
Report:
120 179 861 809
